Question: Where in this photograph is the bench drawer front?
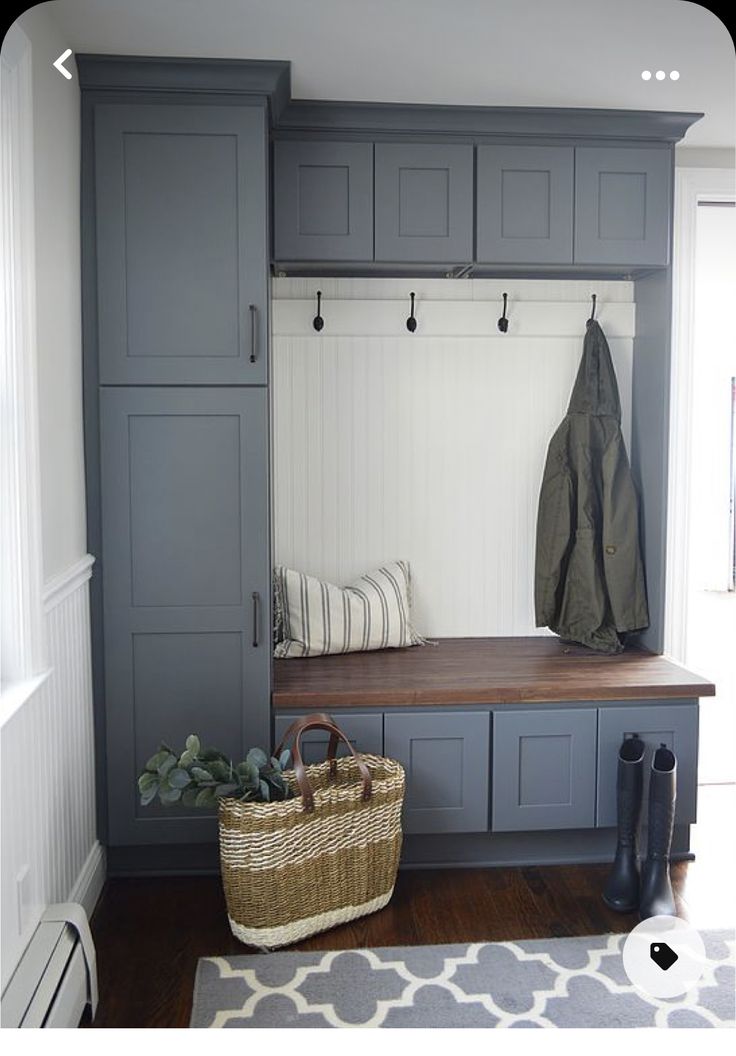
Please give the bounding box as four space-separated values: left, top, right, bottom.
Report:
596 703 698 827
384 711 490 834
273 711 383 765
492 708 597 832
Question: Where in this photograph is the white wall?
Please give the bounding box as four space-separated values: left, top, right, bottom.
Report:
49 0 735 148
1 7 99 988
272 278 634 638
20 2 87 583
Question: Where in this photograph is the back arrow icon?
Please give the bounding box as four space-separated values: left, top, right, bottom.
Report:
53 49 73 80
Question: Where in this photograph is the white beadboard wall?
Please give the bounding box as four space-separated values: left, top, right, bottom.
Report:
0 557 101 990
272 279 635 638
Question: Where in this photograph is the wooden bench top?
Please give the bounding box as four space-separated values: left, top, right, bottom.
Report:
272 636 715 709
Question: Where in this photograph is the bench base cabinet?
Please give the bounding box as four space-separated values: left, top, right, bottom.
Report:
596 703 698 827
273 699 699 848
384 711 490 835
492 708 598 832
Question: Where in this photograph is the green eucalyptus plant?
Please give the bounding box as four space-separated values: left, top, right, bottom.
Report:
137 734 294 808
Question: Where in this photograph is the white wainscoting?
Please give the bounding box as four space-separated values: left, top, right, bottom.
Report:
0 555 102 990
272 279 635 638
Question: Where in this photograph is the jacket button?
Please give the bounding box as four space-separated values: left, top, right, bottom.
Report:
605 545 617 555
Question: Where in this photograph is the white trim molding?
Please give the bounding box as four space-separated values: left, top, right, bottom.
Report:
0 23 45 688
68 841 106 922
666 167 736 661
43 554 95 614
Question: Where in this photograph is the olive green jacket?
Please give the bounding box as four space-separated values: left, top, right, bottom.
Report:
534 320 649 654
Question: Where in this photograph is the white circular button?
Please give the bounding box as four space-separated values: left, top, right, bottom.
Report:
656 70 666 80
641 70 652 81
622 916 708 999
670 70 680 80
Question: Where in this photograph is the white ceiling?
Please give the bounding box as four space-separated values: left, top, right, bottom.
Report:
46 0 735 147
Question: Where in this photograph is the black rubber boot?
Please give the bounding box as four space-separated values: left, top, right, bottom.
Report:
603 736 645 913
639 745 677 920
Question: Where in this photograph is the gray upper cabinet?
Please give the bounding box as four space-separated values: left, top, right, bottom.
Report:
574 146 671 266
384 711 490 834
374 143 473 263
476 146 574 264
597 703 698 827
492 708 597 832
273 712 383 765
95 103 268 385
273 140 374 261
99 387 270 845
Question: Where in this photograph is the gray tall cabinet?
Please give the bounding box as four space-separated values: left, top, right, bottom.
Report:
80 60 286 863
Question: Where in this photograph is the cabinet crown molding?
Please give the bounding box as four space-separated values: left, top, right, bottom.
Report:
275 101 703 144
76 55 701 145
76 55 292 118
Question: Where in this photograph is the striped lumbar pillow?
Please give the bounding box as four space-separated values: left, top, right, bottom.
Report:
273 561 427 658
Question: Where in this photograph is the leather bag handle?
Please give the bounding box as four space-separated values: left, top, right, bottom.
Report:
275 712 372 812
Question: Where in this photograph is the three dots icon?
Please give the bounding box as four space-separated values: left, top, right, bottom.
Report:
642 70 680 81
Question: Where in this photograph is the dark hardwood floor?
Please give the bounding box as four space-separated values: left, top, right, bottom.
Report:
86 784 735 1028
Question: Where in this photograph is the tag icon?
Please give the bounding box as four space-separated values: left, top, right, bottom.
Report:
650 941 678 971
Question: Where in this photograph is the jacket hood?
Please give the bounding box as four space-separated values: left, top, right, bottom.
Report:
567 320 622 420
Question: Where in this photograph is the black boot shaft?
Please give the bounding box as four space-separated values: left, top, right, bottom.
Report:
617 737 645 846
639 745 677 920
602 736 645 913
647 747 676 858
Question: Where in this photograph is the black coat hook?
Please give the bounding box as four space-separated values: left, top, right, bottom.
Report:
312 290 324 332
497 292 509 333
587 293 597 326
406 292 417 333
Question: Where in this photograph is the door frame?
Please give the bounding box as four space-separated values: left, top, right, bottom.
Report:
665 166 736 662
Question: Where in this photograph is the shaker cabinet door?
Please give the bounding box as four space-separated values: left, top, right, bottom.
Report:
384 711 490 834
273 140 374 261
596 703 698 827
95 104 268 384
574 146 671 266
492 708 597 832
273 712 384 764
374 143 474 263
99 387 270 845
476 145 574 264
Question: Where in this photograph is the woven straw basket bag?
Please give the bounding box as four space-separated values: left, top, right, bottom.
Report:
219 712 405 950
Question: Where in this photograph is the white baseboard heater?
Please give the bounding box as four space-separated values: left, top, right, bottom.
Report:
1 903 98 1028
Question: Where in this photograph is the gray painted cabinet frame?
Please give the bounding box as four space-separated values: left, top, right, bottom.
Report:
80 56 703 871
99 388 271 845
95 103 269 385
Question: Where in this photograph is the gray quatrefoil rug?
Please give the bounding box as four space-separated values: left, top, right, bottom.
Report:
191 929 735 1028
